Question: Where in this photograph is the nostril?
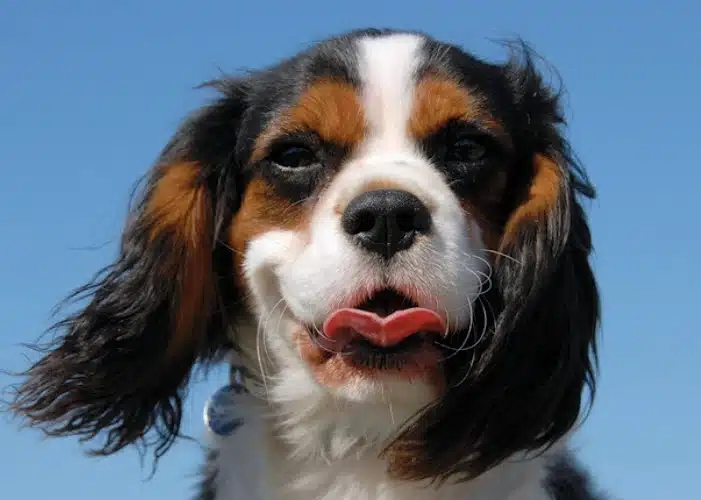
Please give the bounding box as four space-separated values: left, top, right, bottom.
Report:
343 210 377 235
394 205 431 234
356 211 376 234
395 213 416 233
413 209 432 232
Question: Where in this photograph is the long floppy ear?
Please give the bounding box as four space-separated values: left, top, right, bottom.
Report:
386 43 600 483
8 77 248 460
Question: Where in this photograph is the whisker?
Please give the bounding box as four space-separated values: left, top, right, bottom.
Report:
437 286 476 359
452 348 479 389
480 248 522 265
217 239 243 255
269 301 290 365
305 321 355 357
451 296 493 388
256 297 288 396
282 193 320 216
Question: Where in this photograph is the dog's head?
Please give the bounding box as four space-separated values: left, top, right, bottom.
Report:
11 29 599 483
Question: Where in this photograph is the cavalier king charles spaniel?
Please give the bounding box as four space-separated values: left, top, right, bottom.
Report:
10 29 605 499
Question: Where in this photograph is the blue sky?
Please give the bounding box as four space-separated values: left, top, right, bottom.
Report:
1 1 698 498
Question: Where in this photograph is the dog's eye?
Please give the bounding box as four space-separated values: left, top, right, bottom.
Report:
445 136 488 164
269 144 319 169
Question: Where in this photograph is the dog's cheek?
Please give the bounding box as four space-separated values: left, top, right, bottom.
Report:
226 178 312 357
229 177 311 280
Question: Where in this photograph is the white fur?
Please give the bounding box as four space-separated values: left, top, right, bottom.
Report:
211 390 563 500
213 33 562 500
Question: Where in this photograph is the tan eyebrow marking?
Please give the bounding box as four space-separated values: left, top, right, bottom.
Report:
252 79 366 162
409 75 504 140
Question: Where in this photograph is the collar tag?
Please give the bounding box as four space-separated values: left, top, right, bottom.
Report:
203 365 249 437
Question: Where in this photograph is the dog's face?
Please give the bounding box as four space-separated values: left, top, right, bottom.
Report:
236 33 502 405
11 29 599 483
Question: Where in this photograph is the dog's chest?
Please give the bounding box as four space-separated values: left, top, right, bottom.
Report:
204 385 550 500
269 456 467 500
209 422 550 500
214 442 466 500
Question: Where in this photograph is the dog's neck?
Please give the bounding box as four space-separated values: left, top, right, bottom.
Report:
205 358 557 500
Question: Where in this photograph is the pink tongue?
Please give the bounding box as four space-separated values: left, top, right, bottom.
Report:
322 308 446 347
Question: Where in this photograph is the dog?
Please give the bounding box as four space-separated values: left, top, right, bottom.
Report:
10 28 604 499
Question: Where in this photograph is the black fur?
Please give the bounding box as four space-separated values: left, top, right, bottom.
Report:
546 454 608 500
194 451 219 500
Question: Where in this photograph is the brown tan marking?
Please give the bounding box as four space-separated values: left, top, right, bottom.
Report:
252 79 366 162
361 178 408 192
502 154 562 245
144 162 214 358
229 177 310 280
409 76 501 140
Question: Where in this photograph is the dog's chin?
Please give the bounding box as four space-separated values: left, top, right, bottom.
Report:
299 328 443 392
295 331 441 416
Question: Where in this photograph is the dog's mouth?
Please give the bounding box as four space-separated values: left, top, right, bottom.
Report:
313 289 446 369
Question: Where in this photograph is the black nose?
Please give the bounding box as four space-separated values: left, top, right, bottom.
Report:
341 189 431 259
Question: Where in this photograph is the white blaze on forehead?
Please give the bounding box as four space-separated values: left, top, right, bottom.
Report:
356 34 425 153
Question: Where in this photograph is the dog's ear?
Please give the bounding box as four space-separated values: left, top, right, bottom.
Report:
486 46 600 467
9 77 249 460
386 42 600 483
